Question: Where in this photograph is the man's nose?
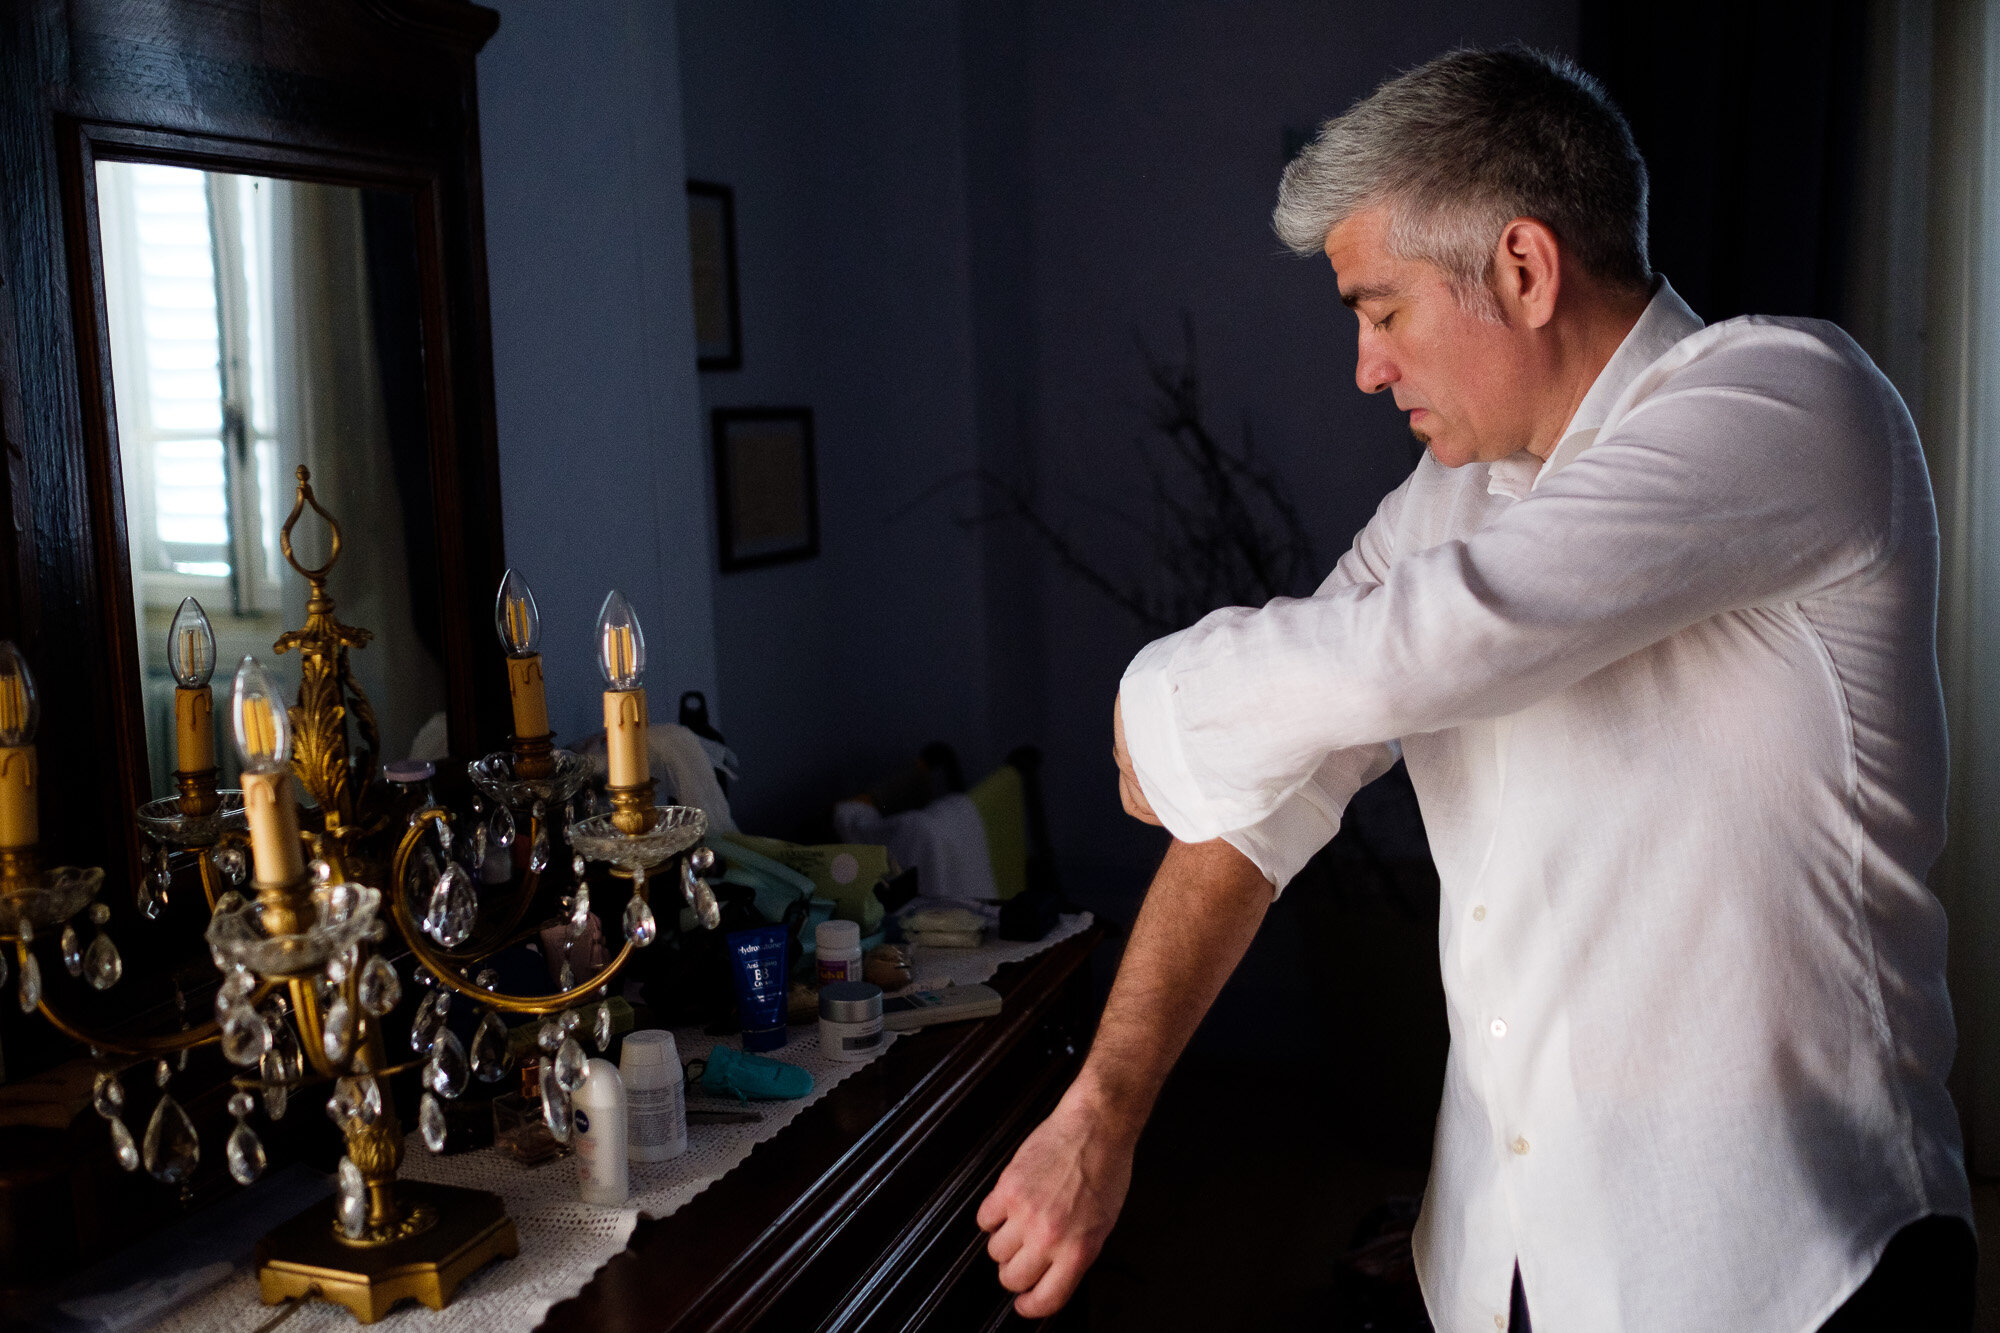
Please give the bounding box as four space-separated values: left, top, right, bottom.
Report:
1355 340 1397 395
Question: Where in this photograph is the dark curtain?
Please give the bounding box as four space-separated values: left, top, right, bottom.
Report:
358 190 445 668
1579 0 1869 324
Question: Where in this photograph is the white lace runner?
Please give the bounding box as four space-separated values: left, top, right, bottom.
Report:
143 913 1094 1332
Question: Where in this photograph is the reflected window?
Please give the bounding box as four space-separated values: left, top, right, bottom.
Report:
97 164 285 609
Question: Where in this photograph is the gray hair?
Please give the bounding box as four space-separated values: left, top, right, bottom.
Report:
1274 47 1651 307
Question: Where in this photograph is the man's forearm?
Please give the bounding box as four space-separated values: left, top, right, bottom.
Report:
1070 836 1273 1140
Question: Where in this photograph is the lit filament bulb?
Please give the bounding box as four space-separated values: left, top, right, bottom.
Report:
596 592 649 792
0 642 38 748
495 569 550 745
494 568 541 657
168 598 218 781
167 596 216 688
596 591 645 690
0 642 40 850
232 656 302 885
231 657 291 775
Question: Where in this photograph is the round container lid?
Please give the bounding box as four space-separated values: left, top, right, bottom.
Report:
620 1029 679 1068
383 759 435 783
819 980 883 1023
815 919 861 952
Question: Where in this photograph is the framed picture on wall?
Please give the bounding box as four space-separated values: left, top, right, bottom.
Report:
713 407 819 572
687 180 742 371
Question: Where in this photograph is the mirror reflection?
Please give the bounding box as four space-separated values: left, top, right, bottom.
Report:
95 162 448 796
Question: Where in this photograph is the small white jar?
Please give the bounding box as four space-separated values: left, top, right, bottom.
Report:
620 1029 687 1162
818 981 885 1061
815 919 862 985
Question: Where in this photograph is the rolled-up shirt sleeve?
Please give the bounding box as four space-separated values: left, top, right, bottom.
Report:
1122 329 1899 843
1124 469 1411 866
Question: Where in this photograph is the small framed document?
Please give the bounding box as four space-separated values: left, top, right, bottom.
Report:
712 407 819 572
687 180 742 371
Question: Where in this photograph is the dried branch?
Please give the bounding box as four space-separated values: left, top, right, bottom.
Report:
952 315 1317 633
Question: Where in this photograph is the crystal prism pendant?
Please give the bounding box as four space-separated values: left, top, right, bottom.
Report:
141 1094 199 1184
337 1154 365 1202
226 1119 266 1185
322 997 353 1065
336 1156 367 1238
490 803 516 849
337 1191 367 1240
539 1063 572 1142
553 1035 587 1092
429 1028 469 1099
92 1071 124 1119
0 944 11 990
538 1018 563 1052
471 1012 509 1082
108 1116 139 1171
220 1007 271 1066
593 1001 612 1051
623 893 657 947
59 924 81 977
213 844 246 884
357 955 401 1017
84 933 122 991
569 887 591 936
469 821 488 873
529 819 550 873
16 951 40 1013
259 1048 289 1121
419 1092 447 1153
426 864 477 947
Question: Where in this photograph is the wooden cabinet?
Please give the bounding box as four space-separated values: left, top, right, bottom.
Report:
540 925 1104 1333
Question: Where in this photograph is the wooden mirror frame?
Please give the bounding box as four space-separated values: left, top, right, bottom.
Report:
0 0 511 906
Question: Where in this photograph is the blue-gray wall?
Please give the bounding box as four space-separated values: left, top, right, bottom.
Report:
478 0 718 747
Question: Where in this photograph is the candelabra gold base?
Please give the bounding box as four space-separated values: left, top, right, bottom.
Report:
255 1182 519 1324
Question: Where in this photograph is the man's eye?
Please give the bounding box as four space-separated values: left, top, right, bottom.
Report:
1374 311 1394 331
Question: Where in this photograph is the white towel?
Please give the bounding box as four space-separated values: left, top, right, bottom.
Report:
832 792 995 902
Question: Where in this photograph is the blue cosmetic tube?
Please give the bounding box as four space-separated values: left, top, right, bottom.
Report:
726 925 789 1051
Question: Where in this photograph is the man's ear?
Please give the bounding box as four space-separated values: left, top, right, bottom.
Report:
1491 217 1562 329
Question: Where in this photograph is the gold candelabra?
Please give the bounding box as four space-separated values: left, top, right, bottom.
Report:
0 466 717 1322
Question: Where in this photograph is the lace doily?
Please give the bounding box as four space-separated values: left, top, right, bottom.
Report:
140 913 1094 1332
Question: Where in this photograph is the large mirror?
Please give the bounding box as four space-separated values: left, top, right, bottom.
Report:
95 161 450 796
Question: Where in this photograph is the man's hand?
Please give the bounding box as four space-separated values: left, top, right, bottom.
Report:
976 1078 1135 1318
976 838 1273 1318
1112 694 1161 825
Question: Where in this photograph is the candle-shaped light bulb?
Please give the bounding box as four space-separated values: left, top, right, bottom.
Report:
231 656 291 775
596 591 645 691
0 642 39 748
232 656 303 886
597 592 650 798
495 568 541 657
496 570 552 751
0 643 38 852
167 597 216 688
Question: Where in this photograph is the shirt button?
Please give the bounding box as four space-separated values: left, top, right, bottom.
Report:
1472 905 1487 921
1495 1317 1507 1330
1489 1018 1507 1038
1511 1136 1530 1155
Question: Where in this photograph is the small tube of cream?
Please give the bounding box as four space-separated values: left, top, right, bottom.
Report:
727 925 790 1051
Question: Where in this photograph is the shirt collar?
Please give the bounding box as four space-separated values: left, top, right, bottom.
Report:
1484 278 1704 500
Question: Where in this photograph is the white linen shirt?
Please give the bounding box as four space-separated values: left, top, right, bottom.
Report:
1120 283 1971 1333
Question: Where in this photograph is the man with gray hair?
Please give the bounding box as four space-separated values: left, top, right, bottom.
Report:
977 46 1974 1332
